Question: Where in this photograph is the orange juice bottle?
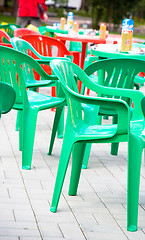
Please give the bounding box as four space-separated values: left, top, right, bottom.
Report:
121 30 129 52
73 21 79 33
99 23 106 39
60 17 66 30
128 30 133 51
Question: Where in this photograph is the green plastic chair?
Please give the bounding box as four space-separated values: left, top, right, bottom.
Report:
10 37 69 83
14 28 41 38
0 46 65 170
49 59 145 232
0 82 16 118
0 24 21 38
82 56 145 163
82 58 142 168
10 37 69 138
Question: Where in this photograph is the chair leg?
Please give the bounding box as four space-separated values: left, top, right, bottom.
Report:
22 107 38 170
48 105 64 155
15 110 20 131
50 134 74 213
55 81 64 139
82 143 92 169
18 110 23 151
111 115 119 155
82 105 100 169
57 106 64 139
69 142 86 196
111 142 119 155
127 133 143 232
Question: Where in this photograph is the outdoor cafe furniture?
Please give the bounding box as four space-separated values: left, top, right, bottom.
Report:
14 28 41 38
21 34 80 65
0 46 65 170
91 43 145 87
50 58 145 232
38 25 69 37
55 33 118 69
91 42 145 61
0 29 11 43
81 58 142 168
0 23 21 37
21 34 80 97
0 82 16 118
38 25 90 37
0 29 13 48
10 36 68 138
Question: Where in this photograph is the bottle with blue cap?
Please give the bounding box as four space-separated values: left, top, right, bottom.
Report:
67 12 74 29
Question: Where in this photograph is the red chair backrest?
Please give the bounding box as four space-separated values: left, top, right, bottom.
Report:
14 28 41 38
21 35 80 96
21 34 72 57
0 29 11 43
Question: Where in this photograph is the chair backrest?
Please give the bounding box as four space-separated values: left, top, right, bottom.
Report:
84 58 145 104
11 37 72 82
0 46 55 106
11 37 44 59
14 28 41 38
11 37 59 79
0 29 11 43
21 34 72 57
0 82 16 118
50 59 91 123
0 24 21 38
50 59 145 122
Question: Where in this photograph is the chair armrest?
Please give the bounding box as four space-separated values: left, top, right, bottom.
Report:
84 55 99 69
64 85 130 136
85 80 144 122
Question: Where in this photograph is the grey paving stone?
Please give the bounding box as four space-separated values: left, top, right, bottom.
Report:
0 85 145 240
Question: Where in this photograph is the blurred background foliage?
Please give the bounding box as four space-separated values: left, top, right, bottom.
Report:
1 0 145 37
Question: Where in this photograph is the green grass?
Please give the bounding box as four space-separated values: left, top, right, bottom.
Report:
0 13 16 24
133 34 145 40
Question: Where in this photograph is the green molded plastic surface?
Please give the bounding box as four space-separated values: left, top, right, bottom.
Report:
50 58 145 232
21 34 79 65
0 24 21 38
11 37 69 138
0 46 65 170
0 82 16 118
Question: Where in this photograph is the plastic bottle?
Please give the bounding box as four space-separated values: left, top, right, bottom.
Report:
73 21 79 33
121 19 134 51
121 30 129 52
60 17 66 30
128 30 133 51
67 12 74 28
99 23 106 39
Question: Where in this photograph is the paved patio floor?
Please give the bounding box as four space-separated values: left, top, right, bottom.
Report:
0 86 145 240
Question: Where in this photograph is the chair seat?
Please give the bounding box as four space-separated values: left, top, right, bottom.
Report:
26 79 55 88
27 90 65 109
74 122 117 140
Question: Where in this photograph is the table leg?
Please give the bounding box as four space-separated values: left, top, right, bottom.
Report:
77 42 87 92
80 42 87 69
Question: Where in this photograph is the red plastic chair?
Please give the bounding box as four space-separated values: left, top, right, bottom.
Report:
21 34 80 97
0 29 11 43
14 28 41 38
